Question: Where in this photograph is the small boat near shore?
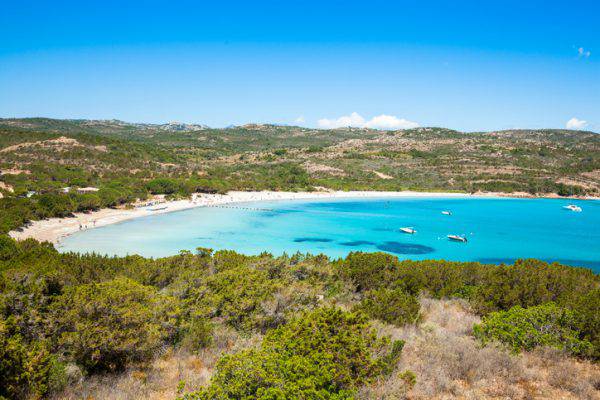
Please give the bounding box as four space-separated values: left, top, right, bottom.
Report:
400 227 417 234
149 205 168 211
448 234 467 242
563 204 582 212
441 211 452 215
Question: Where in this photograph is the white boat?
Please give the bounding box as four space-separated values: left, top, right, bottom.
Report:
563 204 582 212
400 227 416 234
447 234 467 242
441 211 452 215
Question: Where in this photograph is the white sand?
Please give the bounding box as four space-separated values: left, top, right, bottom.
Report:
8 190 595 244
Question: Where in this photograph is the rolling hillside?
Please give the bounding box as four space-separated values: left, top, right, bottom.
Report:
1 118 598 199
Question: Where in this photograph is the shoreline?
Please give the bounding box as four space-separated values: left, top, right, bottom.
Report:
8 190 597 245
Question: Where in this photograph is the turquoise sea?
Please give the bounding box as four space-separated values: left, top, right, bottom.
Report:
58 197 600 271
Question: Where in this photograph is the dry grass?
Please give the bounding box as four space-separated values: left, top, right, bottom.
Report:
0 181 14 193
0 168 31 175
0 136 83 153
303 161 347 177
373 170 394 180
360 297 600 400
53 326 261 400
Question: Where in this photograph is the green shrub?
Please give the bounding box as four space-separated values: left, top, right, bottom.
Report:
473 302 593 356
212 250 250 272
75 193 102 211
341 252 400 292
572 288 600 358
181 307 404 399
184 265 277 331
355 287 420 327
472 259 598 314
49 277 180 373
1 319 34 399
179 319 213 353
0 318 66 399
36 193 76 218
0 236 18 261
398 370 417 390
146 178 181 194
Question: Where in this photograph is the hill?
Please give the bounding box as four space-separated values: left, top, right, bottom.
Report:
2 118 599 193
0 118 599 233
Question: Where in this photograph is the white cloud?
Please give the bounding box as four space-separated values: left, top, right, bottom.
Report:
294 116 305 124
577 47 591 58
365 115 420 129
317 112 419 130
318 112 365 129
566 117 588 129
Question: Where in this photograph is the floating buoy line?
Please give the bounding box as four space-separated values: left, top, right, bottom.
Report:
204 204 276 212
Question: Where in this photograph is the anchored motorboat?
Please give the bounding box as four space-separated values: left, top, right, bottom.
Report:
400 227 417 234
447 234 467 242
441 211 452 215
563 204 582 212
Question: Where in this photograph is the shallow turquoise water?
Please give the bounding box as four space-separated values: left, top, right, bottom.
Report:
59 197 600 270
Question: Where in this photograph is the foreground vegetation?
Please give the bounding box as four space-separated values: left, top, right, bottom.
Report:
1 236 598 399
1 118 599 234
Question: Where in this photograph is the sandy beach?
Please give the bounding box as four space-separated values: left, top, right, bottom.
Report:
7 190 594 244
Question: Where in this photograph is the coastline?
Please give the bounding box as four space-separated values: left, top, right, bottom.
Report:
8 190 596 245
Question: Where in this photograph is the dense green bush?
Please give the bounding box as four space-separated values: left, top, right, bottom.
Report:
0 235 18 261
0 318 66 399
340 251 400 292
471 258 598 314
49 277 180 373
146 178 182 194
355 287 420 327
36 193 76 218
183 264 277 331
181 307 404 399
179 318 213 353
473 303 593 356
145 177 227 198
572 288 600 358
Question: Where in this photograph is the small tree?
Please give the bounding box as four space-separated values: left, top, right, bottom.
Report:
181 307 404 399
50 277 179 373
341 252 399 292
473 302 592 356
0 319 66 399
355 287 420 326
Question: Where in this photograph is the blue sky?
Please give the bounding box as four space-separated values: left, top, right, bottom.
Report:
1 1 598 131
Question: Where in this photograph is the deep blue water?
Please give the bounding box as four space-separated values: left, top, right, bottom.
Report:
58 197 600 271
